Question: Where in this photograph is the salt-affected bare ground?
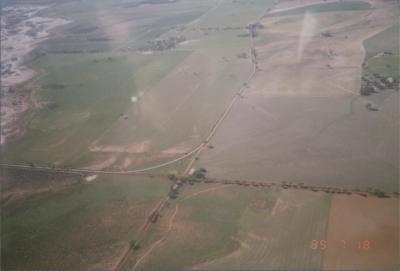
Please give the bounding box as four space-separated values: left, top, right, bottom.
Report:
0 4 70 144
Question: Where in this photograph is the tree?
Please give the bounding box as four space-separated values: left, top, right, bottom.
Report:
167 173 177 181
130 240 140 250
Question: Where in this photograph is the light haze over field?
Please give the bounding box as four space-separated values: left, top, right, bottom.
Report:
1 0 399 270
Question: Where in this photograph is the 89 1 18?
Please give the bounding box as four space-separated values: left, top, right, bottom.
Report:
310 240 371 250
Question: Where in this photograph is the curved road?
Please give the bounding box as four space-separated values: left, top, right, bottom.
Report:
0 142 204 175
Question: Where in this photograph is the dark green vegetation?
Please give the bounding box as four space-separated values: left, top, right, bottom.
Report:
1 175 170 270
1 169 81 204
4 51 189 165
265 1 371 17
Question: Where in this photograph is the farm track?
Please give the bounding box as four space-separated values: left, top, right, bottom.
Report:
131 204 180 271
114 195 170 271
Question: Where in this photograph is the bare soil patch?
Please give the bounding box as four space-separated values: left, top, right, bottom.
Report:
85 155 117 170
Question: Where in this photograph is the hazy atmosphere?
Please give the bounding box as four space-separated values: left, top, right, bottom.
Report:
1 0 399 270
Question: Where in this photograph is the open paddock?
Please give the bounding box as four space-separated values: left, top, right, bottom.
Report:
1 175 170 270
133 185 331 270
94 47 253 158
3 51 188 167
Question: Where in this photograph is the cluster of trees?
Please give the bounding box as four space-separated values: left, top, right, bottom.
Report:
93 57 115 63
129 240 140 251
251 48 258 64
1 63 13 76
140 36 186 51
87 37 111 42
237 33 251 38
320 31 333 38
199 26 243 31
365 187 391 198
168 168 208 199
169 184 179 199
44 83 65 90
246 22 264 37
361 73 399 96
122 0 178 8
237 52 248 59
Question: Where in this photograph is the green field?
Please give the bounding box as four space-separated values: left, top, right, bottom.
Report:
4 51 189 166
363 24 399 58
135 184 266 271
266 1 371 17
172 0 275 50
195 0 274 28
365 55 399 78
1 175 170 270
205 191 331 270
363 24 400 78
39 0 208 53
134 185 331 270
261 10 369 34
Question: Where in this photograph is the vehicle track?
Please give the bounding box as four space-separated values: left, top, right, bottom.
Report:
131 204 179 271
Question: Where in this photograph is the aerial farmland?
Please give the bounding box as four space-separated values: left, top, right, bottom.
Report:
1 0 398 270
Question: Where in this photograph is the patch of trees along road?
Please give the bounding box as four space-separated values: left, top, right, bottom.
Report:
167 168 399 202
